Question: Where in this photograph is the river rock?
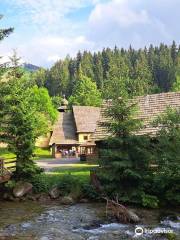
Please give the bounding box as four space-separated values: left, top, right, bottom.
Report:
13 182 33 198
79 198 89 203
3 192 14 201
61 196 74 205
49 186 61 199
38 193 50 202
127 210 140 223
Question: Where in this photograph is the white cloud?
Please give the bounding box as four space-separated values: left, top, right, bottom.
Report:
7 0 98 30
2 0 180 66
89 0 150 28
0 52 24 65
13 35 95 66
87 0 176 49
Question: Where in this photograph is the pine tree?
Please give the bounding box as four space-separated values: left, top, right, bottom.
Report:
171 41 178 64
81 51 94 80
131 50 153 96
0 59 57 180
0 15 13 41
97 86 155 206
93 52 104 89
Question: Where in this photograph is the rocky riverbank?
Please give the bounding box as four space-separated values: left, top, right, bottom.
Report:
0 181 91 205
0 201 179 240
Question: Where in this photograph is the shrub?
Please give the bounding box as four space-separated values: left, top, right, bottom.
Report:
142 194 159 208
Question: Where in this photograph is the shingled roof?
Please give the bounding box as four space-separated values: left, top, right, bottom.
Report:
93 92 180 141
73 106 100 133
49 112 78 145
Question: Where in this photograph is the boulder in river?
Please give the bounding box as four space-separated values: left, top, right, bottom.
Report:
13 182 33 198
61 196 74 205
49 186 61 199
127 210 140 223
79 198 89 203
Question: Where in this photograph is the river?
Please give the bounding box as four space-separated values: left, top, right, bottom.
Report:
0 201 179 240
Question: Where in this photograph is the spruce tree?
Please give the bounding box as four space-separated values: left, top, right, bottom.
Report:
0 15 13 41
98 85 156 206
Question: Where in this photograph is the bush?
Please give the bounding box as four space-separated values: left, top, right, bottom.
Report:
30 174 50 193
82 184 101 200
142 194 159 208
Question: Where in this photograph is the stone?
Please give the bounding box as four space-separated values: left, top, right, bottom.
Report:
49 186 61 199
27 195 37 201
13 182 33 198
61 196 74 205
3 192 14 201
79 198 89 203
38 193 50 202
127 210 140 223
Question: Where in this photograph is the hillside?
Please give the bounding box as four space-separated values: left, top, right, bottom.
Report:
22 63 40 72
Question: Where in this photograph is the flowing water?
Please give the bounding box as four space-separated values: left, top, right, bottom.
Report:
0 201 179 240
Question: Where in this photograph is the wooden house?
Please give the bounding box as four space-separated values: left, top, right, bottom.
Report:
49 92 180 158
49 102 100 158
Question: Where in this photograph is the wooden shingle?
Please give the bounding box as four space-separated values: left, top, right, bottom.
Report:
93 92 180 140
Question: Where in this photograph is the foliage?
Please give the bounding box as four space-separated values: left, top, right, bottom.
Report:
69 69 102 107
37 42 180 99
32 68 47 87
45 57 70 96
151 108 180 206
0 59 57 180
31 164 99 201
82 183 101 200
98 94 180 207
102 98 142 138
98 135 155 207
172 75 180 91
31 173 50 193
51 95 62 109
0 15 13 41
141 194 159 208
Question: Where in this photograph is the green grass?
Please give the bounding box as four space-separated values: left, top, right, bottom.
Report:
32 163 99 193
47 164 98 182
33 147 52 160
0 147 52 171
0 148 15 159
0 147 52 160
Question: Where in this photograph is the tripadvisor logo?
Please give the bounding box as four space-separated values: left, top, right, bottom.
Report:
135 226 174 236
135 227 144 236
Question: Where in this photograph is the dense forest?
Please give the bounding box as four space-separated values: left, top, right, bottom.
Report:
32 41 180 105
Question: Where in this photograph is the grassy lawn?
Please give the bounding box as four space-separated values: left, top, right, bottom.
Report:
33 163 99 193
47 164 98 182
46 163 98 183
0 147 52 160
0 147 52 170
0 148 15 159
33 147 52 160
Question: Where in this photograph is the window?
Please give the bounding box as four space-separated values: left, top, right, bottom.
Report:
83 136 88 140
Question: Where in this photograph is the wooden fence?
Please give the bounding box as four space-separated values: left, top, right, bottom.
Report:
0 158 16 183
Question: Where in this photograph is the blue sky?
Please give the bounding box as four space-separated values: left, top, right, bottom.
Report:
0 0 180 67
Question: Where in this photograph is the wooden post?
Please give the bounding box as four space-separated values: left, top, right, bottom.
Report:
0 158 4 176
52 144 56 158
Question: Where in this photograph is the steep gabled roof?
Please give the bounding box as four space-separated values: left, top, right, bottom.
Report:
73 106 100 133
93 92 180 140
49 112 78 145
